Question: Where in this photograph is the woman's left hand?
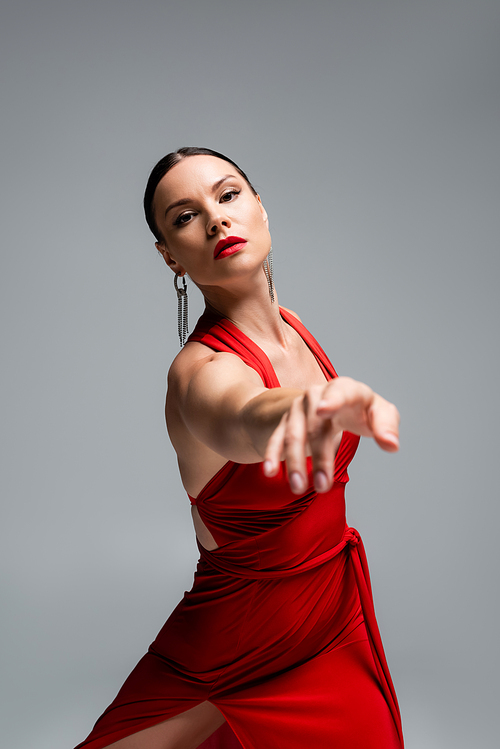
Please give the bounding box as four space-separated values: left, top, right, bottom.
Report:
263 377 400 494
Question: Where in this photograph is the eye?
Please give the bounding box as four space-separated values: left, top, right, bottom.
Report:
220 189 240 203
173 211 196 227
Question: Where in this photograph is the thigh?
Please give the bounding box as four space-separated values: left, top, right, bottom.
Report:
105 701 226 749
215 634 401 749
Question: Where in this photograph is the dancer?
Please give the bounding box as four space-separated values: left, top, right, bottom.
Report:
75 147 403 749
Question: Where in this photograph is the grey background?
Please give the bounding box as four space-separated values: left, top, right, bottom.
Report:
1 1 498 747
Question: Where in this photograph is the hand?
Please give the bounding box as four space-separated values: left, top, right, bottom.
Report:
263 377 400 494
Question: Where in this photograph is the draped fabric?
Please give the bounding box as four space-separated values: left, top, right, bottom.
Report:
75 308 403 749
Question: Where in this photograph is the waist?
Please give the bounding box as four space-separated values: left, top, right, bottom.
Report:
197 479 348 550
199 524 361 580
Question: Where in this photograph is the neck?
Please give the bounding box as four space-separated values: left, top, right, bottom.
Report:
200 273 288 347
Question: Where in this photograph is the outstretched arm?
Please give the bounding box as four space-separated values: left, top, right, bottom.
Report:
171 350 399 494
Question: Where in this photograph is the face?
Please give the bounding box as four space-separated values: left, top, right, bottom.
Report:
153 155 271 288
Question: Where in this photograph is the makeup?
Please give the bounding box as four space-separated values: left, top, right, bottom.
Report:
214 236 247 259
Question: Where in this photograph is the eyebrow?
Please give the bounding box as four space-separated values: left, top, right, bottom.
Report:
164 175 236 218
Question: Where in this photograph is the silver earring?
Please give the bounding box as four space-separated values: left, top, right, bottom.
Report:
174 273 188 347
263 246 275 303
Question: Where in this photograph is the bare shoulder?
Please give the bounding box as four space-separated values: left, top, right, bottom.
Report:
165 339 268 481
280 306 302 322
167 341 216 394
167 341 263 398
166 343 266 447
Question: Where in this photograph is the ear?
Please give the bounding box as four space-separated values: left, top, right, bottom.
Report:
255 194 269 228
155 242 186 275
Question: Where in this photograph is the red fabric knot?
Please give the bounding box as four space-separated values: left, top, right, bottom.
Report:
345 527 360 546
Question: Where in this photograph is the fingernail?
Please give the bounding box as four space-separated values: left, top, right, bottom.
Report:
382 432 399 449
314 471 328 493
263 460 273 476
290 472 305 494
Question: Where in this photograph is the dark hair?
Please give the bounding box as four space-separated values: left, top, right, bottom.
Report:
144 147 257 243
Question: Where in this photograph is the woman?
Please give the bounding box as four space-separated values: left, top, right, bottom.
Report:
75 147 403 749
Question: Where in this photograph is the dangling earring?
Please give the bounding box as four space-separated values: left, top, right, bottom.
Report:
174 273 188 347
263 246 275 303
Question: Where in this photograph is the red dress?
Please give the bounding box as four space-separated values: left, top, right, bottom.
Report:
75 309 403 749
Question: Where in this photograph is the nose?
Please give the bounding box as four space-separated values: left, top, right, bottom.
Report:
207 209 231 235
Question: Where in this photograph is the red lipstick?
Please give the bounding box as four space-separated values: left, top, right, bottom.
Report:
214 236 247 259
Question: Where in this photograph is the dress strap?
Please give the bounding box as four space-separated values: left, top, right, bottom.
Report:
278 308 338 380
187 310 280 388
188 307 338 387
